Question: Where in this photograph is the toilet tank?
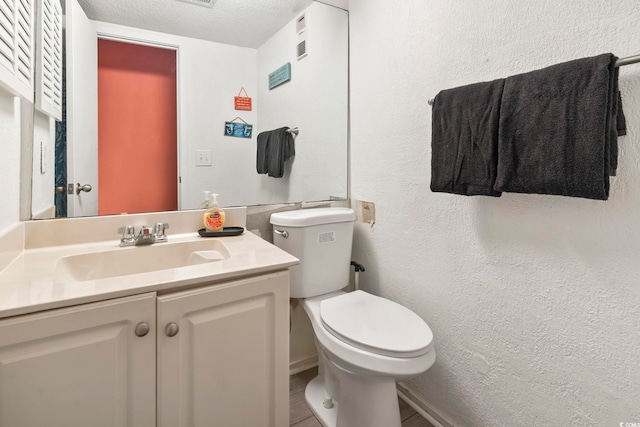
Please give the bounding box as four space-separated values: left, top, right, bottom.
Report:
270 207 356 298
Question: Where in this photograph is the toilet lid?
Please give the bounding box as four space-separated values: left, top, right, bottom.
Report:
320 291 433 358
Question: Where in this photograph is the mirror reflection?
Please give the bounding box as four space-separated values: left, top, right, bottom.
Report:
31 0 348 219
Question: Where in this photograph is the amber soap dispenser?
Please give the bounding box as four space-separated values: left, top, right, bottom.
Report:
203 193 225 232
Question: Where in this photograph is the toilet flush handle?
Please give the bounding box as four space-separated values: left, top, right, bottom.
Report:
274 229 289 238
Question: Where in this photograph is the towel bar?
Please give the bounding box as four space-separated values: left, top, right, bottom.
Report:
427 53 640 106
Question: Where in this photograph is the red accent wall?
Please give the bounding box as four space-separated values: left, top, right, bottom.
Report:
98 39 177 215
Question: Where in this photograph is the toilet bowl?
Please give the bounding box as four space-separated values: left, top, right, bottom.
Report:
301 291 435 427
270 208 436 427
304 290 435 378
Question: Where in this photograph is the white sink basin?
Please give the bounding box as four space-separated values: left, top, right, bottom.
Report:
54 239 230 282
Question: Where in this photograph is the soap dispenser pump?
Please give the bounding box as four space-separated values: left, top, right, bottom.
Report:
202 190 211 209
203 193 225 232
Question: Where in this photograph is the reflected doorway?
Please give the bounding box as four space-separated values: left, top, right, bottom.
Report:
97 39 178 215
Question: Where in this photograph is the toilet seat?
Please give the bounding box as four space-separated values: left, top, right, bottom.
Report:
320 291 433 358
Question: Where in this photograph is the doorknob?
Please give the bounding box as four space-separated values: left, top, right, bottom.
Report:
76 183 93 194
55 186 66 194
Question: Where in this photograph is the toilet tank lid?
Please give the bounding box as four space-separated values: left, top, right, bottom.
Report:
270 207 356 227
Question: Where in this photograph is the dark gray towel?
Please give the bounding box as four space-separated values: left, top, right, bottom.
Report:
255 127 295 178
431 79 505 197
609 68 626 175
256 131 270 174
494 53 624 200
267 127 295 178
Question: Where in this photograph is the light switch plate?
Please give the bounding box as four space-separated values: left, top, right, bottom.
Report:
196 150 212 166
40 141 47 174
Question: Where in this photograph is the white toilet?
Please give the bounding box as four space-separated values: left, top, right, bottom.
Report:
270 207 435 427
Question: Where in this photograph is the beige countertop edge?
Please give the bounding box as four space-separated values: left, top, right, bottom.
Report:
0 231 299 319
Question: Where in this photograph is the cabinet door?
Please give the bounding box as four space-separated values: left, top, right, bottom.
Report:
0 0 34 100
157 271 289 427
35 0 63 119
0 293 156 427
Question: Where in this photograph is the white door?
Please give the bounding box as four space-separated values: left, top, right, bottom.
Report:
157 272 290 427
65 0 98 217
0 293 156 427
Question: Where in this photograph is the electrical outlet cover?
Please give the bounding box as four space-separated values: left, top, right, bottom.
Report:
355 200 375 225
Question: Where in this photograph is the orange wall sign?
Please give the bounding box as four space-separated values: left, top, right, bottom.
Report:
234 87 252 110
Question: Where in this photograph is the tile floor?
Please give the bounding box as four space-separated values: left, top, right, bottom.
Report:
289 367 435 427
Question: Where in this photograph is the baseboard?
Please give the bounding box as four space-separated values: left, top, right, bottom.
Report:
289 355 318 375
397 383 454 427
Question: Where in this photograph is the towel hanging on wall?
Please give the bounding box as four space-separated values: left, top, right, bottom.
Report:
256 127 296 178
430 79 505 197
430 52 627 200
494 53 625 200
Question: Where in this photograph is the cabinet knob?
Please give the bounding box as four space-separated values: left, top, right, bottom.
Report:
165 322 179 337
135 322 150 337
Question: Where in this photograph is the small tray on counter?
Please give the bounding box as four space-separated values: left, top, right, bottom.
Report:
198 227 245 238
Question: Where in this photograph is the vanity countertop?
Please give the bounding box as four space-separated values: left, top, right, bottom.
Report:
0 231 298 319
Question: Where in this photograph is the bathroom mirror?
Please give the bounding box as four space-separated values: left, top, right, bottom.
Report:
30 0 348 219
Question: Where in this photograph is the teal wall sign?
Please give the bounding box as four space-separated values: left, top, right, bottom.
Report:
268 63 292 90
224 121 253 138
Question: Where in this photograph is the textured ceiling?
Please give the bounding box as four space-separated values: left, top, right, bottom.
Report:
75 0 317 48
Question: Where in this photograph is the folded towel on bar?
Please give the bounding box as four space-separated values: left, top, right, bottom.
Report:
430 79 505 196
256 131 270 174
610 74 627 175
267 127 295 178
255 127 296 178
494 53 625 200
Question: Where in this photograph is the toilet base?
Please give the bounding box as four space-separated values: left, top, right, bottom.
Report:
304 370 402 427
305 376 338 427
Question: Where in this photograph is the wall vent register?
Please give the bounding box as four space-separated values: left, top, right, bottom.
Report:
296 13 307 60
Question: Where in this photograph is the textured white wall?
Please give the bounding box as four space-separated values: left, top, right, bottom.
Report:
349 1 640 426
0 93 21 234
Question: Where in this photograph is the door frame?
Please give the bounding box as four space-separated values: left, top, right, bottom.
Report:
65 0 99 218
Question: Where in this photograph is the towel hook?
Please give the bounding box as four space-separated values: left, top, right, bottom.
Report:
287 127 299 136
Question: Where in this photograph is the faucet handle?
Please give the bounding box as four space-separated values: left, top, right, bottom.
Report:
118 225 136 247
153 222 169 235
153 222 169 243
118 225 135 239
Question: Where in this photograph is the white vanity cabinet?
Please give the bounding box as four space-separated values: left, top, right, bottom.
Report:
0 270 290 427
157 271 290 427
0 292 157 427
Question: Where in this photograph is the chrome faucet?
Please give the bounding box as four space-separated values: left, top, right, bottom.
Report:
118 223 170 247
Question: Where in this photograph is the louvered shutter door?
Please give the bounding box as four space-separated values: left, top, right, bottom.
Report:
0 0 34 100
35 0 61 119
